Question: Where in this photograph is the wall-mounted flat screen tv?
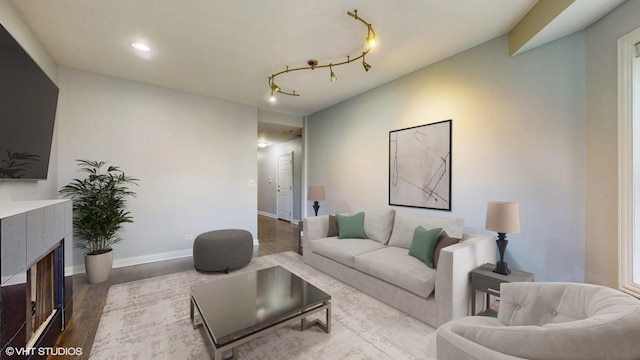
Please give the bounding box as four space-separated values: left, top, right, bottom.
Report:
0 23 59 180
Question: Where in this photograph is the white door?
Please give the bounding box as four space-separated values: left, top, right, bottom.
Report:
277 153 293 221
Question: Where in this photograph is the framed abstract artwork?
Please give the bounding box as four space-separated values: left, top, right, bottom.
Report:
389 120 452 211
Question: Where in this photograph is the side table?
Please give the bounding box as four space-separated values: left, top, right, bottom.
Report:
470 263 534 316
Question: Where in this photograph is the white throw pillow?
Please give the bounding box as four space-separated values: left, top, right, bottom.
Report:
388 210 464 249
351 208 396 244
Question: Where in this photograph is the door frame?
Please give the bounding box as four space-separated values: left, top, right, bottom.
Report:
617 27 640 298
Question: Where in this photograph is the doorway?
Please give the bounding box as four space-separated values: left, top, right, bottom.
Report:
256 115 303 223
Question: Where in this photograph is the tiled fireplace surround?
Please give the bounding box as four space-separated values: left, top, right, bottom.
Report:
1 200 73 360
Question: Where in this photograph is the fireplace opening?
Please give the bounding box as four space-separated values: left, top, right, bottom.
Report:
25 250 57 350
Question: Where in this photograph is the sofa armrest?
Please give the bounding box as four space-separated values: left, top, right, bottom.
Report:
302 215 330 262
303 215 330 241
435 233 495 326
437 328 526 360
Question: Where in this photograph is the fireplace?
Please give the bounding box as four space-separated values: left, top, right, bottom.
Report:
1 200 73 360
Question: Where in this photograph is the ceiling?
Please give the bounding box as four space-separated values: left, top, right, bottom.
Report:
11 0 625 117
258 122 302 149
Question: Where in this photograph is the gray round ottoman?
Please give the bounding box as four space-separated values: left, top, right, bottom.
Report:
193 229 253 273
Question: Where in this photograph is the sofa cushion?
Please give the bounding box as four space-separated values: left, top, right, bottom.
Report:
310 237 384 267
336 212 367 239
352 208 396 244
408 226 442 268
388 210 464 249
354 246 437 298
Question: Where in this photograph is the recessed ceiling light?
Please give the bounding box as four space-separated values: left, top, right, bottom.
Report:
257 141 268 148
131 42 151 52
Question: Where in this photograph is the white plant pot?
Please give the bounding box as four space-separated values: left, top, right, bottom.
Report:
85 249 113 284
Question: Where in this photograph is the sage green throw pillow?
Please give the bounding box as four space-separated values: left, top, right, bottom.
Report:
408 226 443 268
336 212 367 239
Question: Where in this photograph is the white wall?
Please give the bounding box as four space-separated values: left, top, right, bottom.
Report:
306 34 586 282
0 0 59 201
257 138 303 221
56 68 258 268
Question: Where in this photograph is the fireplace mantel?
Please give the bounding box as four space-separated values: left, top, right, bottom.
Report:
1 200 73 359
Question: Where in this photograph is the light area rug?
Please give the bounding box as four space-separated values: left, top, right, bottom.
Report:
89 251 435 359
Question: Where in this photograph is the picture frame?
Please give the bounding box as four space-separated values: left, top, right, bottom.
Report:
389 120 452 211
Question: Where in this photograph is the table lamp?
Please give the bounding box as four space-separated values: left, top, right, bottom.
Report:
308 185 325 216
485 201 520 275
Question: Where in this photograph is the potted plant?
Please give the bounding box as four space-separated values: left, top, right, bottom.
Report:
59 160 139 284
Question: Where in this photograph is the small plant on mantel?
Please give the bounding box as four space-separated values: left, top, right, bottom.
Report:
58 160 139 283
0 151 40 178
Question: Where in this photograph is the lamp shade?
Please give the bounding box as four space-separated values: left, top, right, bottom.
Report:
485 201 520 234
308 185 325 201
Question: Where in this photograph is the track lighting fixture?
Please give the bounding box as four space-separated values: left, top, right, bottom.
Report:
267 9 377 100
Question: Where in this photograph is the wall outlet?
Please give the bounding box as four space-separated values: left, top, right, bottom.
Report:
185 234 194 241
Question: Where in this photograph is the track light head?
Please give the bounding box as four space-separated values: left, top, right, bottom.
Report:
330 65 337 82
367 37 376 47
362 54 372 72
367 26 376 47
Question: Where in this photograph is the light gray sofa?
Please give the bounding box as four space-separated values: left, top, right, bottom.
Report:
303 209 495 327
434 282 640 360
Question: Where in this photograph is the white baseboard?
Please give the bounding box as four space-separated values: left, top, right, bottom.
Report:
258 211 300 225
113 248 193 269
68 239 262 275
69 248 191 275
258 211 277 218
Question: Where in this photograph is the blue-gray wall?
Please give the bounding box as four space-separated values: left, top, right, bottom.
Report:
306 34 587 282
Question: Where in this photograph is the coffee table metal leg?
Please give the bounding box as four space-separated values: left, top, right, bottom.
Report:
215 347 238 360
190 296 202 329
300 302 331 333
326 302 332 333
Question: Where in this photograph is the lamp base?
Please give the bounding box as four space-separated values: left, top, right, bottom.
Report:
313 201 320 216
493 233 511 275
493 261 511 275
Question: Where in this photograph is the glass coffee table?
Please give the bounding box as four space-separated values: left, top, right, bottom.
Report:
190 265 331 360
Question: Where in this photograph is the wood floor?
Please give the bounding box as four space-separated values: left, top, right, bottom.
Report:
50 215 299 360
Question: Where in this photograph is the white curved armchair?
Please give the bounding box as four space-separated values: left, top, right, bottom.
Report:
435 282 640 360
